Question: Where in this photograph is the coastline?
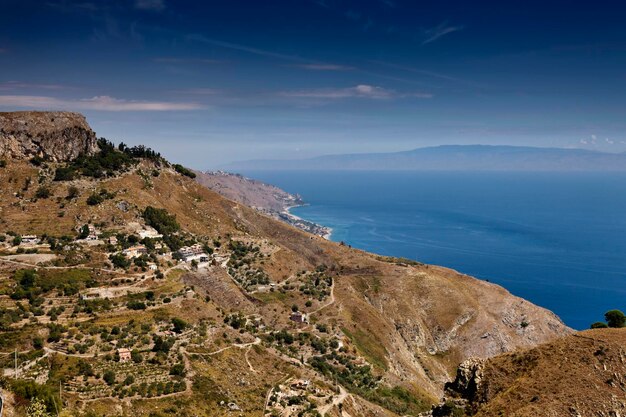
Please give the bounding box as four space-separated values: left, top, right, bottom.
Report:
283 204 333 240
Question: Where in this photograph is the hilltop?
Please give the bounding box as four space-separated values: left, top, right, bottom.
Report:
0 112 98 162
0 112 570 417
435 328 626 416
224 145 626 171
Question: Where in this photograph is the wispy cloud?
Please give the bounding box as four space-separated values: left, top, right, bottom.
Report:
0 95 203 111
134 0 165 12
187 35 352 71
279 84 432 100
293 64 353 71
422 21 464 45
153 57 225 64
368 60 478 87
188 35 312 64
0 81 68 91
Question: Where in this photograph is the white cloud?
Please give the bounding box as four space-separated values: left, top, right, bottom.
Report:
605 138 615 144
135 0 165 12
422 21 464 45
0 95 203 111
279 84 432 100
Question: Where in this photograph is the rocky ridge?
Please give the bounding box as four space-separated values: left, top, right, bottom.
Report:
0 111 98 162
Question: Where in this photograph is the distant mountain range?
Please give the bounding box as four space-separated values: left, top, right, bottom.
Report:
224 145 626 171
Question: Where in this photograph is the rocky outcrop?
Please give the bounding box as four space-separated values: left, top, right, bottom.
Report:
0 111 98 162
431 329 626 416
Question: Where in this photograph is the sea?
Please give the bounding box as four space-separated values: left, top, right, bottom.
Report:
241 170 626 330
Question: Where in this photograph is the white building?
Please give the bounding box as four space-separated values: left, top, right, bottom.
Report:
177 244 208 262
20 235 39 245
138 227 163 239
122 245 147 258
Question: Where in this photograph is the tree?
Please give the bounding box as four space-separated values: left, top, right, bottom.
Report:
171 317 187 333
78 224 90 239
103 370 116 385
605 310 626 328
26 398 52 417
590 321 608 329
131 349 143 363
169 363 186 377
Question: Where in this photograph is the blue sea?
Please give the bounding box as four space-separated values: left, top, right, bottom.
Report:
242 170 626 330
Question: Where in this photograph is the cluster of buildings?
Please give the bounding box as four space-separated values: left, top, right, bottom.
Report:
177 244 209 263
122 245 148 259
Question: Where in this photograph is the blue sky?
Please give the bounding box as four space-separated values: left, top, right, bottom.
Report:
1 0 626 168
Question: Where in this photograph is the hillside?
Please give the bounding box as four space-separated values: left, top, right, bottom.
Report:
194 170 302 212
194 171 330 237
0 112 571 417
224 145 626 171
436 328 626 416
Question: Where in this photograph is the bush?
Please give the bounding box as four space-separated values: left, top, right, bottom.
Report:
103 370 116 385
9 379 59 413
169 363 186 376
127 300 146 310
591 321 609 329
54 166 77 181
86 193 104 206
109 253 130 269
172 317 187 333
35 186 52 199
605 310 625 328
173 164 196 178
66 186 79 199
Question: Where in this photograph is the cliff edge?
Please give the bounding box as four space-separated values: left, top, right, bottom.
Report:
0 111 98 162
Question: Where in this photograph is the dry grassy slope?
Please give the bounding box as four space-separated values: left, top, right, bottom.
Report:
194 170 299 212
468 328 626 417
0 158 570 401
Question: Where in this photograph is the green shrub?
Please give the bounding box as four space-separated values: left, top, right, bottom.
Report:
173 164 196 178
169 363 186 376
35 186 52 199
103 370 116 385
605 310 625 328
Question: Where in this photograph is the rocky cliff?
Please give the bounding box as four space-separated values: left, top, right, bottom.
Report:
434 328 626 416
0 111 98 162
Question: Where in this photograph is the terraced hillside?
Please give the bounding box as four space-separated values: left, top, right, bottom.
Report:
0 112 570 417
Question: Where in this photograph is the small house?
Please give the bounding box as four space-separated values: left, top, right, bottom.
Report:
122 245 147 259
21 235 39 245
290 311 307 324
118 348 131 362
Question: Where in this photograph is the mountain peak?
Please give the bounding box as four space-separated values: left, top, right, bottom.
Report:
0 111 98 162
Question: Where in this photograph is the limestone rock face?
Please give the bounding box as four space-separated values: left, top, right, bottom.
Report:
0 111 98 162
445 357 485 400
